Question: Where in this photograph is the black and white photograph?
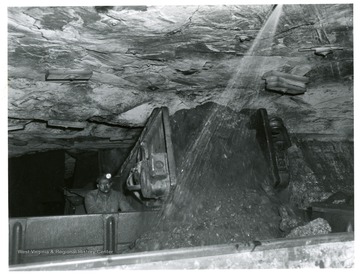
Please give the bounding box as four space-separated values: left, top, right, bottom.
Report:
4 0 355 270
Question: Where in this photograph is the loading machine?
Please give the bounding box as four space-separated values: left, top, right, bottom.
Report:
9 107 354 269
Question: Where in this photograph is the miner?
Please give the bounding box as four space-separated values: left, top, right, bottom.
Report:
85 173 133 214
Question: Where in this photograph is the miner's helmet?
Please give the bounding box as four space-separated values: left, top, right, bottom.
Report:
97 173 113 184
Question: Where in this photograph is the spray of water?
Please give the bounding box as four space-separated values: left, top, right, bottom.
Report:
132 6 285 244
176 5 283 167
161 4 284 215
219 4 283 103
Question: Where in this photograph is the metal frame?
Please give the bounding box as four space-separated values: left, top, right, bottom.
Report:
9 211 159 265
251 108 291 190
9 232 354 270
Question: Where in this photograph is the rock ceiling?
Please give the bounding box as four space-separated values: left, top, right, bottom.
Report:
8 4 353 157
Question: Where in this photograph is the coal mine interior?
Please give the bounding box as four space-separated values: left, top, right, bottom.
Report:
7 4 354 269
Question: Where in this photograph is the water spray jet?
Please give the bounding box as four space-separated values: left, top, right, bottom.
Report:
161 4 285 221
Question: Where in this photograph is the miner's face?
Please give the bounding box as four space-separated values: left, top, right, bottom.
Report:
98 179 112 193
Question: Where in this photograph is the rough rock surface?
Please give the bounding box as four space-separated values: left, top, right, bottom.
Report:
287 139 354 209
278 205 302 232
286 218 332 238
7 4 353 156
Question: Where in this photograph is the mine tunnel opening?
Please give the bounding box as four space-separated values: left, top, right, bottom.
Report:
9 150 66 218
8 147 137 217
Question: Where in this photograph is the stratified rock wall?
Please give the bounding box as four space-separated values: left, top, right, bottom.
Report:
8 5 353 156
